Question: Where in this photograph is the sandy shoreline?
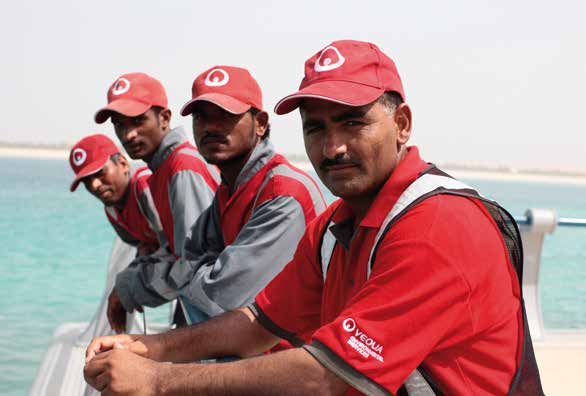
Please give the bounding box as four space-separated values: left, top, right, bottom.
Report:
2 147 585 185
290 161 586 186
0 147 70 159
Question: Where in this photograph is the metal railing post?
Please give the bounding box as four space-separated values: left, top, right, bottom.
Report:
517 208 558 340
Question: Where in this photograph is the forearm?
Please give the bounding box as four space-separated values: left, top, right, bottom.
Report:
156 347 348 396
180 197 307 316
152 307 280 363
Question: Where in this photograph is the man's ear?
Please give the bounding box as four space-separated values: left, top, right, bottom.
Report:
117 155 130 175
394 103 412 145
254 110 269 138
159 108 172 131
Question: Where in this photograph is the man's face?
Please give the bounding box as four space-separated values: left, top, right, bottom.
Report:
111 108 169 161
82 157 129 206
191 102 264 165
301 99 410 200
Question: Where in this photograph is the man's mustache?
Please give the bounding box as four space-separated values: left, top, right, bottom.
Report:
201 132 229 144
319 156 359 170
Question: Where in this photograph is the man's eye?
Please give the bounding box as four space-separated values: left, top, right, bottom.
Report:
304 125 323 135
345 120 362 127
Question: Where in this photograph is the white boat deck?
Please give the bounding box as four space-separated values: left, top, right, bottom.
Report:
534 331 586 394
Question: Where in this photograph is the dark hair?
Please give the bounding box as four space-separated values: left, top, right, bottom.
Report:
377 91 404 114
110 153 123 164
150 106 164 117
249 108 270 139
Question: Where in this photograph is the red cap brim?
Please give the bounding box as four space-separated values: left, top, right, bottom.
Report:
94 99 152 124
274 80 385 115
69 157 110 192
180 93 251 116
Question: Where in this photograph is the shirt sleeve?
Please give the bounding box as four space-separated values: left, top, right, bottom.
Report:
114 244 180 312
252 220 325 346
168 169 215 256
169 195 309 317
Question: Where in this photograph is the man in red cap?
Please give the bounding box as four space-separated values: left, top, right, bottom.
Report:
84 42 542 396
94 72 220 331
108 65 325 331
69 134 161 255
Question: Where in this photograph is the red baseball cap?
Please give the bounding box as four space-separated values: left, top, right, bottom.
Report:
69 134 120 192
274 40 405 115
94 72 168 124
180 65 263 116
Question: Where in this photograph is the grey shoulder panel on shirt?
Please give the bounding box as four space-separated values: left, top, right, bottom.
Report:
304 340 390 396
136 185 166 244
168 169 215 255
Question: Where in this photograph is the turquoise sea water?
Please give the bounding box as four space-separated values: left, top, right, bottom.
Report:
1 157 585 396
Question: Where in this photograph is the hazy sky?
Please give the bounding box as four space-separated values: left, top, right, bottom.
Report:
1 1 585 170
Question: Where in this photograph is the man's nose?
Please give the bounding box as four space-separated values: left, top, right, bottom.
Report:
89 177 102 192
201 116 227 133
322 130 348 159
122 126 138 143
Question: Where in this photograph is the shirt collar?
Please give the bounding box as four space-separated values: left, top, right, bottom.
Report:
147 127 187 171
221 138 275 192
332 146 429 229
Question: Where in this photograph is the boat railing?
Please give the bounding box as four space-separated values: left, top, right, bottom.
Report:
515 208 585 340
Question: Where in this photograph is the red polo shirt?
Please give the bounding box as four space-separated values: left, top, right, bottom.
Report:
105 167 158 246
254 147 522 395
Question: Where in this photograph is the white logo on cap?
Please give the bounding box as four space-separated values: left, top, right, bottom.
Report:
314 46 346 72
72 148 87 167
342 318 356 332
204 68 230 87
111 77 130 95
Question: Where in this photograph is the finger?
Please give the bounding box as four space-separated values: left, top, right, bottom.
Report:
94 370 111 393
114 313 126 334
86 338 109 362
107 301 117 332
83 359 105 388
86 335 131 362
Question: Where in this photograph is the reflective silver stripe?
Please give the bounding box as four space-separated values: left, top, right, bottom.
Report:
320 225 336 282
367 174 475 279
252 164 326 215
403 370 436 395
105 206 118 221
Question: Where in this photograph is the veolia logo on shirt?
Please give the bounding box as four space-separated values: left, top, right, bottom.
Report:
314 46 345 72
204 68 230 87
72 148 87 166
112 78 131 95
342 317 384 363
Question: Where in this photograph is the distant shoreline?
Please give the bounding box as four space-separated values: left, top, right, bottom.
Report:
0 147 69 159
289 162 586 186
2 146 586 185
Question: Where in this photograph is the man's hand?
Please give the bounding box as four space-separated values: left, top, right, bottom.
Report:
84 344 163 396
107 289 142 333
107 289 126 333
